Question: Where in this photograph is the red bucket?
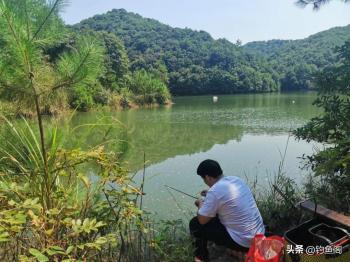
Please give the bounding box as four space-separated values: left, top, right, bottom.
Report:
245 234 285 262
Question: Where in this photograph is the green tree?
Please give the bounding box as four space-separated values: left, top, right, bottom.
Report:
74 9 281 96
97 31 130 90
38 30 130 109
294 0 350 214
280 64 316 91
296 0 350 9
0 0 104 209
295 42 350 212
130 69 171 104
0 2 147 261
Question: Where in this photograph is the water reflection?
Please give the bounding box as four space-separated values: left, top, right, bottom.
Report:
67 92 319 219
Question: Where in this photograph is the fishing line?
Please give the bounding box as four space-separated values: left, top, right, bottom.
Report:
164 185 197 199
164 186 193 220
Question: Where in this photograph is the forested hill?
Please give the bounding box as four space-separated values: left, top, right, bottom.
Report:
74 9 350 94
245 25 350 90
73 9 279 95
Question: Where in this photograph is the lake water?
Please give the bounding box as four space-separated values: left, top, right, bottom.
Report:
70 92 320 220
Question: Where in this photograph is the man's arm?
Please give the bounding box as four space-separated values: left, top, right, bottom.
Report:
195 199 214 225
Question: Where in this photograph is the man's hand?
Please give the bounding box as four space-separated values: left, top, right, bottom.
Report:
195 198 212 225
194 198 204 208
200 189 208 197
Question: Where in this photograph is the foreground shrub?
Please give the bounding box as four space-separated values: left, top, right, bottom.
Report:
255 172 303 235
152 219 193 262
0 118 146 261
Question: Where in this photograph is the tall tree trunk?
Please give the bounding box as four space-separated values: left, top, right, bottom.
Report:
32 82 51 210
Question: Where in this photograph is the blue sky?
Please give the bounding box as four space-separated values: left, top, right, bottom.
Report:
61 0 350 43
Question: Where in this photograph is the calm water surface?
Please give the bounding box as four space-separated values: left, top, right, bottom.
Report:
71 92 320 219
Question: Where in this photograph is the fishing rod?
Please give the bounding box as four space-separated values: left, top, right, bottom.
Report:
164 185 198 199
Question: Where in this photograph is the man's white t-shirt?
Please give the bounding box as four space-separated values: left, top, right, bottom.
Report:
198 176 265 248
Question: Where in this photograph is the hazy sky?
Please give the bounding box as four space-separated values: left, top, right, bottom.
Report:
61 0 350 43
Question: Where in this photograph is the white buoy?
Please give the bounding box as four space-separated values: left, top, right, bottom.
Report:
213 96 218 103
292 100 295 104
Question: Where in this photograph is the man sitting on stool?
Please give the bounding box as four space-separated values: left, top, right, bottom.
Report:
189 159 265 262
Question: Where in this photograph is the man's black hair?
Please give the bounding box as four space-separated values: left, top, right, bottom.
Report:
197 159 223 178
